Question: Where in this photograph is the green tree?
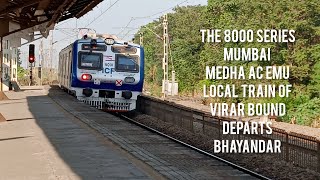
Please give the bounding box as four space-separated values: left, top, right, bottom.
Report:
136 1 320 126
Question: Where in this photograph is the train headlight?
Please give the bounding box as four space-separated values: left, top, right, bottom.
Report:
122 91 132 99
83 88 93 97
124 77 135 83
105 38 115 45
81 74 92 80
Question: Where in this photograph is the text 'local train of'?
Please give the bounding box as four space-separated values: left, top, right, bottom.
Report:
58 33 144 111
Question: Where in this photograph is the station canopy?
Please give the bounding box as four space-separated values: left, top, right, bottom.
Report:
0 0 103 41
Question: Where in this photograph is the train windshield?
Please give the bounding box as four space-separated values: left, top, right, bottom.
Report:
78 52 102 70
115 54 139 72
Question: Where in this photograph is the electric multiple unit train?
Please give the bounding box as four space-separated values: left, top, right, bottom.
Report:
58 33 144 111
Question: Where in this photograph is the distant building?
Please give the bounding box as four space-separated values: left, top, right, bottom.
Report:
1 39 18 91
0 21 47 91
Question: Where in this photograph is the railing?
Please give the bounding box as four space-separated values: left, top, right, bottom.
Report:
137 96 320 173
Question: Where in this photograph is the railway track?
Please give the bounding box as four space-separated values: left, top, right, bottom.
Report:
48 86 268 179
135 95 320 179
118 113 269 180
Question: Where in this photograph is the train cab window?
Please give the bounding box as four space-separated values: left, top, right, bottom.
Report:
115 54 139 72
78 52 103 70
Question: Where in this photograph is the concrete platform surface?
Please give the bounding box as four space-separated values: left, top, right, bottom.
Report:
0 86 154 180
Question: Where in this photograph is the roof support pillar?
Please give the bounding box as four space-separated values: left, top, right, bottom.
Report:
0 19 9 37
0 36 3 92
0 19 8 91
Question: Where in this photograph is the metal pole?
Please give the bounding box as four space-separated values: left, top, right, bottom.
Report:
139 33 143 45
75 19 78 39
168 38 176 96
9 43 12 90
49 31 53 84
162 14 169 98
171 70 175 96
40 39 43 85
29 63 32 86
0 36 3 91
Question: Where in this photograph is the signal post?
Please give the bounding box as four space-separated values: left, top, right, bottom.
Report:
29 44 35 86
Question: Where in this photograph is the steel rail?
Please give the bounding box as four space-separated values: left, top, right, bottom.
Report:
118 113 271 180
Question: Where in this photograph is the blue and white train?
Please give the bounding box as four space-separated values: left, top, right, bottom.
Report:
58 33 144 111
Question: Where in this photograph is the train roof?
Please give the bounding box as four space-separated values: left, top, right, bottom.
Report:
76 39 141 48
78 33 141 48
59 36 141 54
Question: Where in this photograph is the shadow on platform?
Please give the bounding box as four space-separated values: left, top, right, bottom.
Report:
24 85 149 179
25 86 90 179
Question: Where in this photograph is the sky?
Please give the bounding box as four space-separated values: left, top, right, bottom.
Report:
20 0 208 69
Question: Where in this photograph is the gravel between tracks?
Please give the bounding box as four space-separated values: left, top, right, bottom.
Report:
133 113 320 180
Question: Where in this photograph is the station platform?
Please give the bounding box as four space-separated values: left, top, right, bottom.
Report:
0 86 158 180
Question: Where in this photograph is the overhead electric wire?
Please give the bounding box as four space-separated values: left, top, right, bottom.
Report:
85 0 121 27
56 18 74 27
53 0 120 43
133 0 188 19
56 28 77 37
116 17 135 37
117 0 189 39
120 27 141 39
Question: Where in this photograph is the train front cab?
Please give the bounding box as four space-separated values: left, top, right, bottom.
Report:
70 37 144 112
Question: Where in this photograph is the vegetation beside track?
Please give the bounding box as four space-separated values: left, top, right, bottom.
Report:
135 1 320 127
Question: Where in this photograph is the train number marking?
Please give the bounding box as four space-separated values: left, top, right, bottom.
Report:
94 78 101 85
115 80 122 86
104 68 114 74
105 62 114 67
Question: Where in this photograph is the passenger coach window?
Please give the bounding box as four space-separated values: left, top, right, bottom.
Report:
115 54 139 72
78 52 103 70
